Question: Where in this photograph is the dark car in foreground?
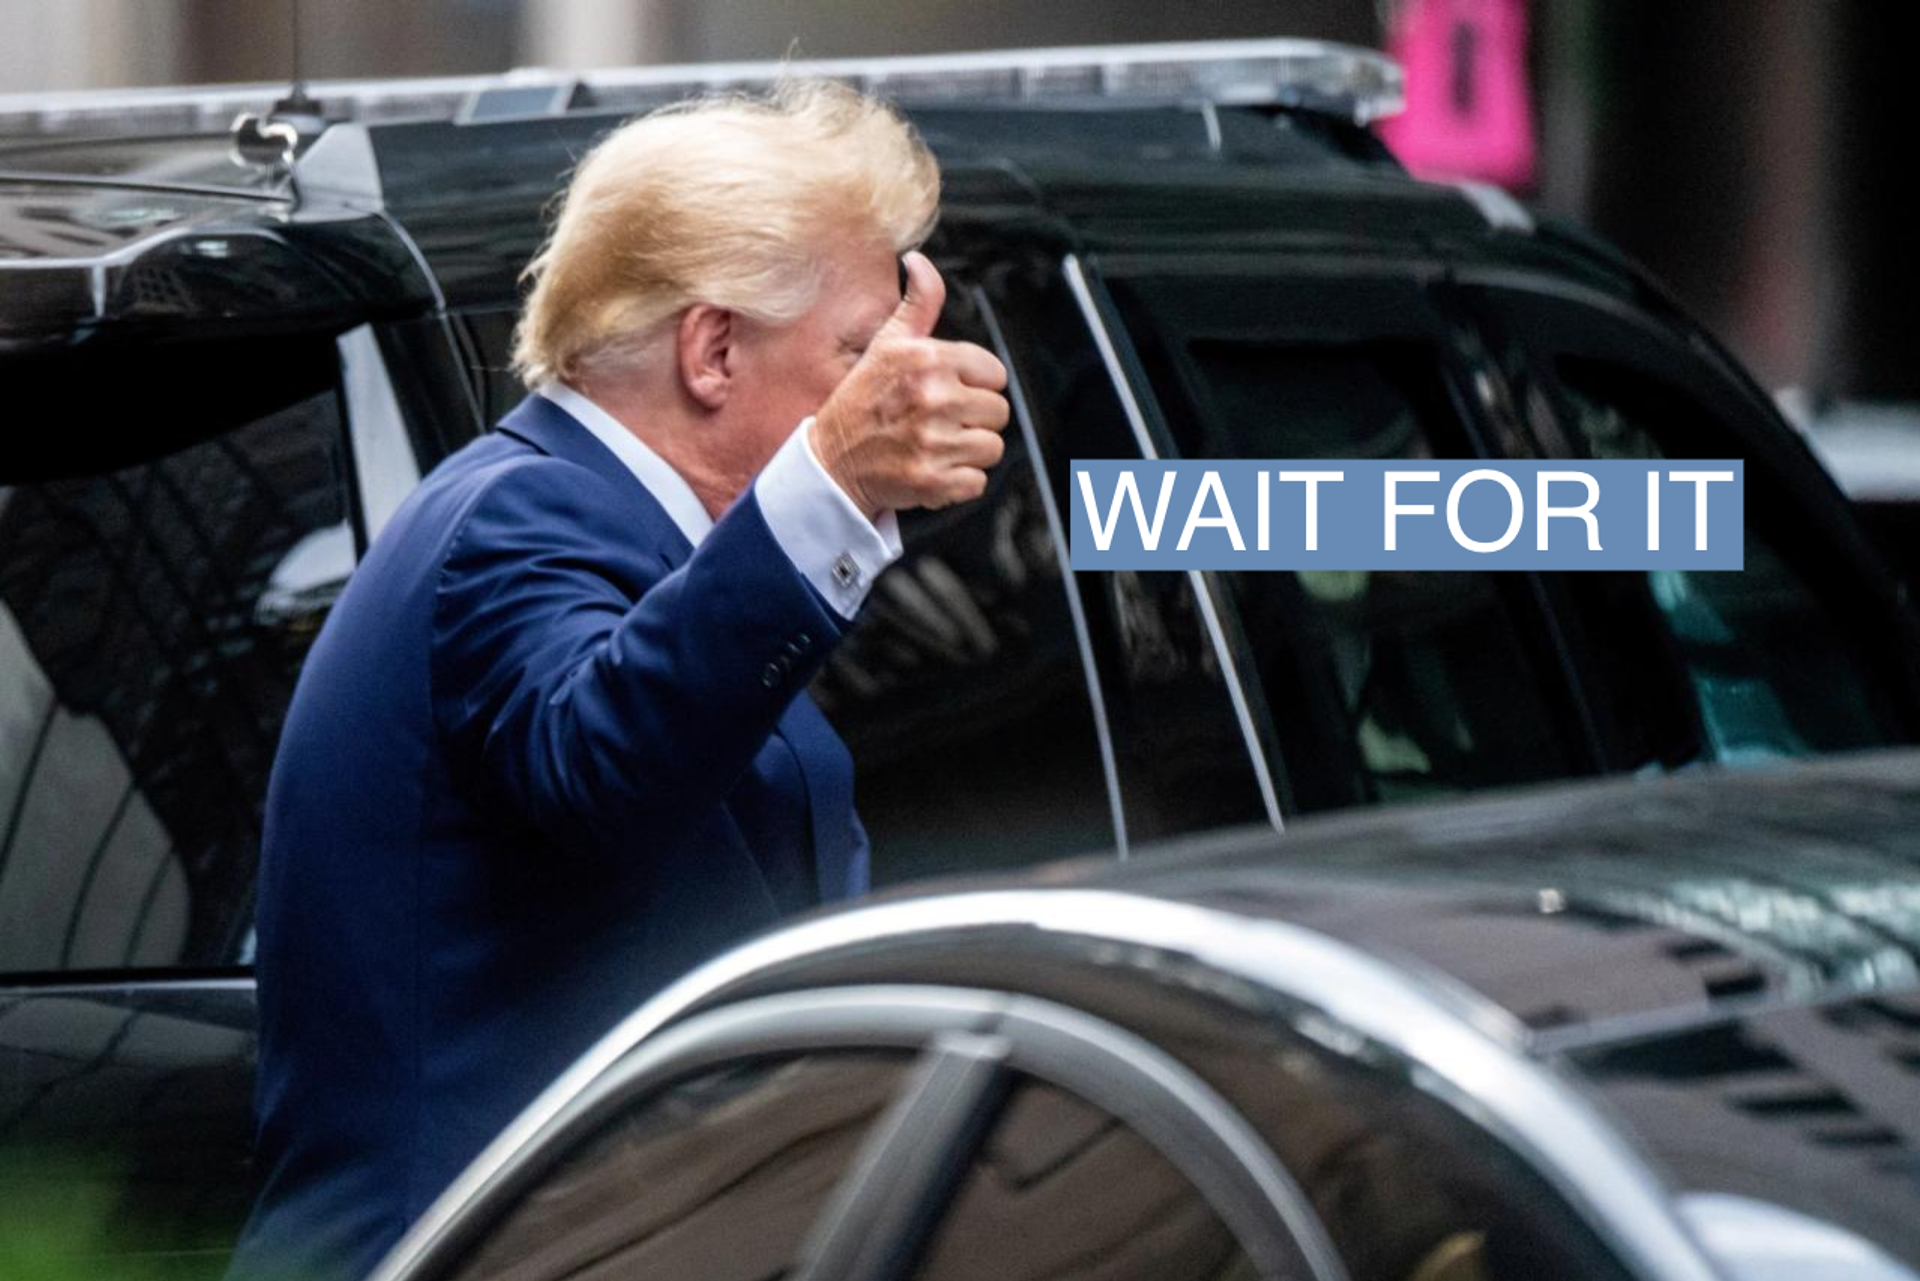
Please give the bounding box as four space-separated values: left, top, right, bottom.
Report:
353 749 1920 1281
2 37 1918 1278
11 750 1920 1280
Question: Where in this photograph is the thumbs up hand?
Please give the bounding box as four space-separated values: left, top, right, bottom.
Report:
811 252 1011 519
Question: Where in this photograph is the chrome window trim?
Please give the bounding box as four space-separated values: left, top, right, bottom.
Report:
1677 1193 1919 1281
376 987 998 1281
337 323 424 547
1199 99 1225 152
983 990 1346 1281
1061 252 1288 834
793 1028 1014 1281
1451 180 1536 234
972 285 1131 860
377 890 1720 1281
374 982 1345 1281
0 974 254 998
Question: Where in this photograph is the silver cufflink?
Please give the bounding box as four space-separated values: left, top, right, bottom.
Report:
832 553 860 588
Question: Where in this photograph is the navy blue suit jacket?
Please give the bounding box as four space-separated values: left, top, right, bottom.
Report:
230 395 869 1279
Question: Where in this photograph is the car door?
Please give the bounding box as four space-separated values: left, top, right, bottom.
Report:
981 255 1287 846
0 323 385 1277
0 981 257 1279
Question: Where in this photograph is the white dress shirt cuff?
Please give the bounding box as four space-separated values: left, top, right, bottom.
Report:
755 417 903 619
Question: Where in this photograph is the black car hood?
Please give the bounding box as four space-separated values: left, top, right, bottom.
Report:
1572 991 1920 1272
1008 751 1920 1043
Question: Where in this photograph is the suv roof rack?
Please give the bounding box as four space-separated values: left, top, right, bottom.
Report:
0 38 1403 142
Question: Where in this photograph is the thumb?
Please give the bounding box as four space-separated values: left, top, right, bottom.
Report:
877 250 944 341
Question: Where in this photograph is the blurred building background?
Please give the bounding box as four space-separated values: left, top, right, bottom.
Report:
1 0 1913 417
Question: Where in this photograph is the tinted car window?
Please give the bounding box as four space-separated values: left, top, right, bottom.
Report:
1457 279 1917 764
1106 273 1581 812
1001 263 1273 844
1554 356 1903 759
447 1052 911 1281
913 1074 1259 1281
0 360 350 972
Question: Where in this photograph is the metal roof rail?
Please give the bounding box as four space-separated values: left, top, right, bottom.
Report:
0 38 1402 141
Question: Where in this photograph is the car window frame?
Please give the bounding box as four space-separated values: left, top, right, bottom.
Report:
971 286 1132 860
379 984 1344 1281
1062 253 1292 831
372 313 491 473
976 252 1286 846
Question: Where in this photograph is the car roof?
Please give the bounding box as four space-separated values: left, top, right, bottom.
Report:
0 38 1596 344
0 111 1563 336
286 95 1512 305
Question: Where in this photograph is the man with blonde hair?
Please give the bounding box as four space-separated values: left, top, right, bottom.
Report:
232 81 1007 1279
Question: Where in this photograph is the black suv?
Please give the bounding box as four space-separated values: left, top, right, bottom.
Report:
1 39 1916 1278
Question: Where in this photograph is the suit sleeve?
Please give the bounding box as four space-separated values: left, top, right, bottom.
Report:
431 459 845 860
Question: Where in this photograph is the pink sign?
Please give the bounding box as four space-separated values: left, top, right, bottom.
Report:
1379 0 1538 191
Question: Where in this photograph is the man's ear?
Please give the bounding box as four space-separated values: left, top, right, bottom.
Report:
676 304 733 410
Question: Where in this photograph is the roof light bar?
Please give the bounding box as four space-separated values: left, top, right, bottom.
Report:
0 38 1403 141
585 40 1404 123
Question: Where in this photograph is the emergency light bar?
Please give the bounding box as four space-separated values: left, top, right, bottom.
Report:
586 39 1402 122
0 38 1404 142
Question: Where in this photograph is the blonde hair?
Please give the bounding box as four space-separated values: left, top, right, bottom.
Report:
512 79 940 387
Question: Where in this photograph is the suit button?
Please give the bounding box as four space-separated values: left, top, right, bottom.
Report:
794 632 812 652
761 662 782 688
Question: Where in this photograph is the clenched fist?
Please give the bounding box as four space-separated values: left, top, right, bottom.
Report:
811 252 1011 518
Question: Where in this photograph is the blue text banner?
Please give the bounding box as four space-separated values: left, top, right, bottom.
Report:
1068 459 1744 571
